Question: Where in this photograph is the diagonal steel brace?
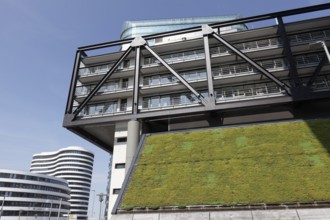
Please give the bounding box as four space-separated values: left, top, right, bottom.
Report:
144 44 209 106
204 25 291 95
73 46 134 119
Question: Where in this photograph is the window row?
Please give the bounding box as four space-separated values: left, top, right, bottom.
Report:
0 173 67 186
77 74 330 116
0 182 69 194
3 201 70 210
1 211 66 217
33 150 94 160
77 28 330 79
31 156 93 165
0 191 68 201
76 52 325 100
75 79 129 96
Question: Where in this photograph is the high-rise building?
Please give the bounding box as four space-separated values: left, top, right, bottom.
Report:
0 169 70 220
63 3 330 220
30 146 94 220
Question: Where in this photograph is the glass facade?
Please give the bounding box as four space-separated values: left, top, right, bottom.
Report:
120 16 247 39
30 147 94 220
0 169 70 219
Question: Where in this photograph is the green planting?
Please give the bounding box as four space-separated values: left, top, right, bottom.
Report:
120 119 330 209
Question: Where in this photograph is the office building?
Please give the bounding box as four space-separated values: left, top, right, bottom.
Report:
63 3 330 220
30 146 94 220
0 169 70 220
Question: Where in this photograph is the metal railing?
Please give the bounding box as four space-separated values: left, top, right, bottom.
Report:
141 96 201 110
215 83 285 102
77 30 329 79
289 29 330 45
142 70 207 87
75 81 130 96
77 103 129 118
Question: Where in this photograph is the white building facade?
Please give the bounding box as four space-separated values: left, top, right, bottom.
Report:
0 169 70 220
30 146 94 220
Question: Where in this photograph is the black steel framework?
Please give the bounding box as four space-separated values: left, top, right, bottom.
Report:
64 3 330 151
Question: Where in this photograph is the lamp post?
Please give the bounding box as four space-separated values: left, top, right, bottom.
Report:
48 200 53 220
310 40 330 63
97 193 105 220
0 195 5 220
56 198 62 220
91 189 95 219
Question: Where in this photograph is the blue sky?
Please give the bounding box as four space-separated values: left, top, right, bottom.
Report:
0 0 329 218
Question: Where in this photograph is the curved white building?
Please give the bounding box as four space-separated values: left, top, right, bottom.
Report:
0 169 70 220
30 146 94 220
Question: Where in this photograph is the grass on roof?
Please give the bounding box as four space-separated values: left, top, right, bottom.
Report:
120 119 330 209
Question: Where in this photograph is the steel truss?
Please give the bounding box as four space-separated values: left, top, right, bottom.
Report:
65 3 330 125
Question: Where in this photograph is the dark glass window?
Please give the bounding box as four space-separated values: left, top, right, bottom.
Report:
113 188 121 194
117 137 127 143
115 163 125 169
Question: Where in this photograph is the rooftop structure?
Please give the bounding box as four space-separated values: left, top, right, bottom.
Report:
120 15 247 40
0 169 70 220
63 3 330 220
30 146 94 220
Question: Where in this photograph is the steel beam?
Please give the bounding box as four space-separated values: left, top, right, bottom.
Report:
277 16 302 87
73 46 134 118
210 30 291 95
77 4 330 51
144 44 209 106
203 26 215 105
132 46 141 115
307 54 327 87
66 51 83 114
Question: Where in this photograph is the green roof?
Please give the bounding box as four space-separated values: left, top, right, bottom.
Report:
120 119 330 210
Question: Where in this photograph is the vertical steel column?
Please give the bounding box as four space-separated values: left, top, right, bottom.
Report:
66 51 83 114
132 46 141 115
210 30 291 95
144 45 209 106
307 55 327 87
277 16 302 87
203 34 215 104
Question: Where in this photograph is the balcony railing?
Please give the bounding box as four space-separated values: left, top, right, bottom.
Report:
75 81 130 97
77 29 329 79
78 102 128 118
215 83 285 103
141 94 203 110
77 75 330 116
289 29 330 45
142 70 207 88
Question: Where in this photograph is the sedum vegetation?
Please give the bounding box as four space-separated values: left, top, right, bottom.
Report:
120 119 330 209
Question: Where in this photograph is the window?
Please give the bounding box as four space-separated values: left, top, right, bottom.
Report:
117 137 127 143
113 188 121 194
115 163 125 169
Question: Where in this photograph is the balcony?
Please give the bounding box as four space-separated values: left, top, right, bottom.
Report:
141 92 207 111
75 81 132 102
215 82 286 103
77 102 129 118
76 29 329 83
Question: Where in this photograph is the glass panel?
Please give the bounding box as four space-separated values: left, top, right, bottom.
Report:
88 105 96 115
95 105 104 114
105 102 117 113
151 75 160 85
150 96 160 108
161 75 172 84
189 72 198 81
198 70 207 79
311 31 324 40
160 96 171 107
